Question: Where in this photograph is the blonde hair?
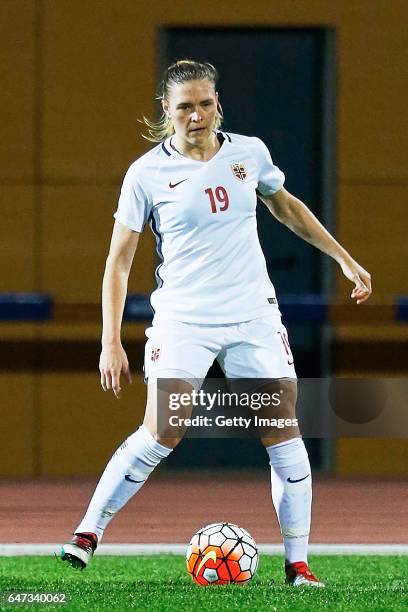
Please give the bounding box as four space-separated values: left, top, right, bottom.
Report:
141 59 223 143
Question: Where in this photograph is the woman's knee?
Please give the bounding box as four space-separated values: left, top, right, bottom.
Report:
255 379 299 445
143 377 195 447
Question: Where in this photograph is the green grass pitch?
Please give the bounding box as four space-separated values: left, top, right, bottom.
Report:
1 555 407 611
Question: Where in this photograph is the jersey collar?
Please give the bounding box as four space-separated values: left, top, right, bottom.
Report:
161 131 230 158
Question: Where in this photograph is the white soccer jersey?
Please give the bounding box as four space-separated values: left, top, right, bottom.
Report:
114 132 285 324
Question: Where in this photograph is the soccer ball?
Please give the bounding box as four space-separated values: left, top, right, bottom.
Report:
186 522 259 586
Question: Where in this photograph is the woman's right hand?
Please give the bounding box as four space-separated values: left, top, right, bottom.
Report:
99 343 132 398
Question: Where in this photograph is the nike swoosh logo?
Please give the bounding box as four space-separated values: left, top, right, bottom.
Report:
196 549 217 576
125 474 144 483
169 179 188 189
287 474 310 483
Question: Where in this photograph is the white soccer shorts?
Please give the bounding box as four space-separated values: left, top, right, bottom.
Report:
144 315 296 385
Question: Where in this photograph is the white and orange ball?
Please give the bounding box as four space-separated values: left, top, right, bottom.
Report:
186 522 258 586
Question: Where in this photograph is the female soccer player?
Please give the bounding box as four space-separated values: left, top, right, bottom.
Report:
61 60 371 586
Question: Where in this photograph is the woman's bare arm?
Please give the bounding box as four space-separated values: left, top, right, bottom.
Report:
100 220 140 397
259 187 372 304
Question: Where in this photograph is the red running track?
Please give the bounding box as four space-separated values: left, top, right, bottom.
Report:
1 472 407 544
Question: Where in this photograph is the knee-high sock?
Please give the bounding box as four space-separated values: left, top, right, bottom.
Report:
75 425 172 541
266 437 312 564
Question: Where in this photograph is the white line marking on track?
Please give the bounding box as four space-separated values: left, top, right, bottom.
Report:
1 543 408 556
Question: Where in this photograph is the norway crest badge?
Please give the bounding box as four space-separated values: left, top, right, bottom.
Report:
231 162 247 181
151 345 161 362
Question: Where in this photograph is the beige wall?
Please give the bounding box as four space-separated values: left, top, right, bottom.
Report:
1 0 407 475
2 0 407 298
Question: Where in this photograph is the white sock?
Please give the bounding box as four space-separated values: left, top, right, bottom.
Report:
75 425 172 541
266 437 312 564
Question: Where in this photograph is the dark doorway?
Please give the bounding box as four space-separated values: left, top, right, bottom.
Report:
159 27 336 470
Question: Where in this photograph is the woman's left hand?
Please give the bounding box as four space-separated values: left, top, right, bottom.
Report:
340 258 372 304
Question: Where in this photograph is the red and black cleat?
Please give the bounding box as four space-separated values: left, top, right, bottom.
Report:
285 561 325 587
61 532 98 570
